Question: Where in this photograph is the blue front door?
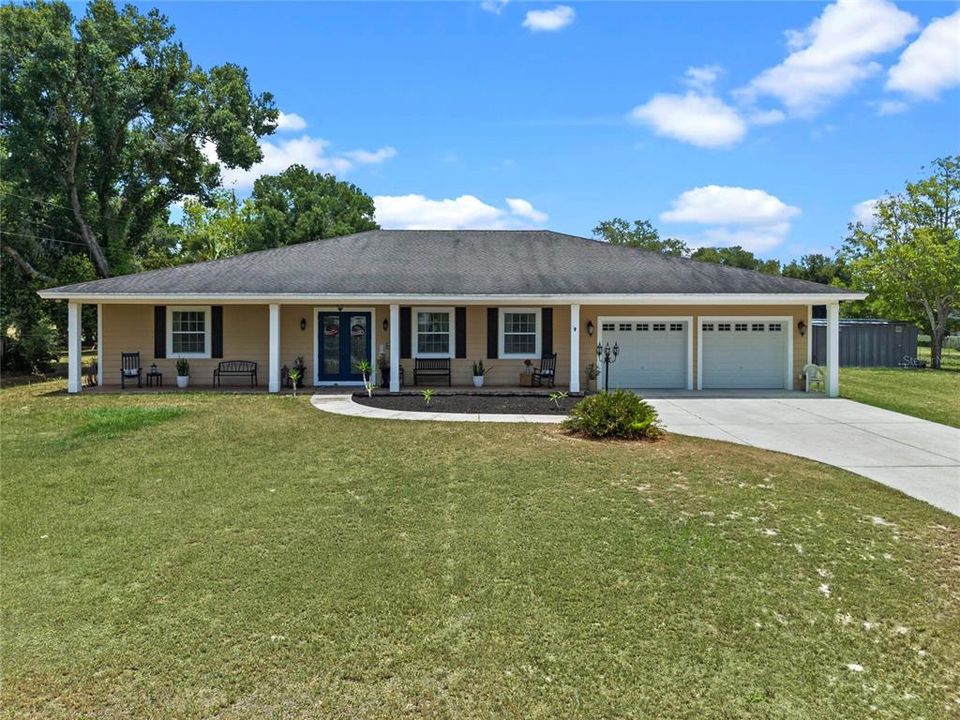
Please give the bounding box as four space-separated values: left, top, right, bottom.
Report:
318 312 372 382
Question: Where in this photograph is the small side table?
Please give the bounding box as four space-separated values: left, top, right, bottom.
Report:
146 371 163 388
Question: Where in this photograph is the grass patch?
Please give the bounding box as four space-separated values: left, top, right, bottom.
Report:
73 406 186 439
918 345 960 372
841 367 960 427
2 382 958 718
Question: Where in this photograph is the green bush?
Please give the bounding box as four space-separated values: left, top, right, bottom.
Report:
562 390 662 440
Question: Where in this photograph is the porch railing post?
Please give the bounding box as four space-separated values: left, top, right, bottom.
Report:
67 301 82 394
826 301 840 398
389 304 400 392
569 303 580 394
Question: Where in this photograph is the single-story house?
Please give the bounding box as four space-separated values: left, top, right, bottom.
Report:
39 230 866 396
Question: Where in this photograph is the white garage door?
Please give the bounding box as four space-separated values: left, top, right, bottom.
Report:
601 320 689 389
701 320 788 389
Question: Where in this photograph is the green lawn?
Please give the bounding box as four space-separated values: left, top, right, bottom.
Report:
2 383 958 719
840 366 960 427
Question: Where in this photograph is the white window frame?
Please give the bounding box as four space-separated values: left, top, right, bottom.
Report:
412 306 455 359
167 305 211 359
498 307 542 360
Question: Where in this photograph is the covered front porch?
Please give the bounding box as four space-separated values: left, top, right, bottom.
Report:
63 299 844 397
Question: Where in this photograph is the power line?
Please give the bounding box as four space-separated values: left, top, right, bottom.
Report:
0 188 72 212
0 228 89 247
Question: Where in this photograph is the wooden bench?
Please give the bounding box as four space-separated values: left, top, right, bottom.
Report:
413 358 451 386
213 360 258 387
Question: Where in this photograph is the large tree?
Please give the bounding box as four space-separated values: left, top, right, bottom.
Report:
592 217 689 257
243 165 378 251
842 156 960 369
0 0 277 278
690 246 781 275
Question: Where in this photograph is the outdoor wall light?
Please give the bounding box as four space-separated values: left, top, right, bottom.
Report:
383 318 389 331
586 320 595 337
798 320 807 337
300 317 307 331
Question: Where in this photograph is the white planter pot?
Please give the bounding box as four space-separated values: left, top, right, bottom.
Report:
176 375 189 389
472 376 485 388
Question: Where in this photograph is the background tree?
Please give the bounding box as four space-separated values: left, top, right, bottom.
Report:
180 190 248 262
0 0 278 279
842 156 960 369
592 217 689 257
243 165 378 251
690 246 781 275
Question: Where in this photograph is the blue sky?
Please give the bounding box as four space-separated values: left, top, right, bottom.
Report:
133 1 958 261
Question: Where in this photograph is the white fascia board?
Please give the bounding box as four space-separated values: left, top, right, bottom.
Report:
37 291 869 304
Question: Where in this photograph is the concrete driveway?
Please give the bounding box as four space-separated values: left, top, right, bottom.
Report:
645 394 960 516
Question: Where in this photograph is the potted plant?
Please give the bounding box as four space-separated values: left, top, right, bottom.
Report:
472 360 491 387
519 359 534 387
175 357 190 389
288 366 303 397
585 362 598 393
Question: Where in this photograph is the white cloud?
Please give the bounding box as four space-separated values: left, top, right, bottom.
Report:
275 112 308 131
737 0 918 117
373 194 548 229
630 92 747 148
505 197 548 223
747 108 787 126
876 99 909 115
660 185 800 253
684 64 723 92
522 5 575 32
886 10 960 99
852 198 879 225
205 136 395 188
481 0 509 14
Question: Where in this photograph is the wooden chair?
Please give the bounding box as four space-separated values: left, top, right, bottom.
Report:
532 353 557 388
120 352 142 389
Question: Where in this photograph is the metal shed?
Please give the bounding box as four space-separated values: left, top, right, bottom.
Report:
812 318 918 367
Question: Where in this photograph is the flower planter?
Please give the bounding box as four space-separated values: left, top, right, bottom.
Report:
472 376 485 388
176 375 189 389
518 373 533 387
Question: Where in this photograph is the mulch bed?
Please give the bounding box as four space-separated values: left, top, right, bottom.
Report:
353 393 578 415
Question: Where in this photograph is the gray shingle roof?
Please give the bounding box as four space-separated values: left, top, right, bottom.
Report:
43 230 857 296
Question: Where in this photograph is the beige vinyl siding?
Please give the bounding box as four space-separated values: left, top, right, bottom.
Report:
101 304 268 386
99 302 807 390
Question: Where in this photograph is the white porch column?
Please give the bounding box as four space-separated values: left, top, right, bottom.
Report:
67 301 82 394
268 303 280 393
569 304 581 394
389 303 400 392
826 302 840 398
97 303 103 386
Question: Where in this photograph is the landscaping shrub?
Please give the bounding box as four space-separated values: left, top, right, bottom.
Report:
562 390 662 440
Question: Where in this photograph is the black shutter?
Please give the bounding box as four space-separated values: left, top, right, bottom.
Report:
487 308 498 359
154 306 166 359
211 306 223 358
455 307 467 359
541 307 553 357
400 307 411 359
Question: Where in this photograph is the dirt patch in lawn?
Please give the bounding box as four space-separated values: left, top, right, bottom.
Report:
353 392 577 415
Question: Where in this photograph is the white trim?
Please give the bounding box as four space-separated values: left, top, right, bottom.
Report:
697 315 793 391
389 304 400 392
826 302 840 398
313 306 378 385
38 291 869 305
166 305 212 359
412 306 455 359
268 303 280 393
498 307 542 360
67 302 82 394
96 303 103 387
597 315 694 390
569 304 580 394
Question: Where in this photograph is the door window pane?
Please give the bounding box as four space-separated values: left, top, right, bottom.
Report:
322 315 340 375
349 315 368 372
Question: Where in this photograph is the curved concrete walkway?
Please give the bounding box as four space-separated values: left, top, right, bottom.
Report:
310 393 960 516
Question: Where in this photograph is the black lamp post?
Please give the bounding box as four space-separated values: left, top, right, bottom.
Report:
596 341 620 392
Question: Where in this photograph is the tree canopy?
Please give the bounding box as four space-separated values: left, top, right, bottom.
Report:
592 217 689 257
1 0 278 279
842 156 960 368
